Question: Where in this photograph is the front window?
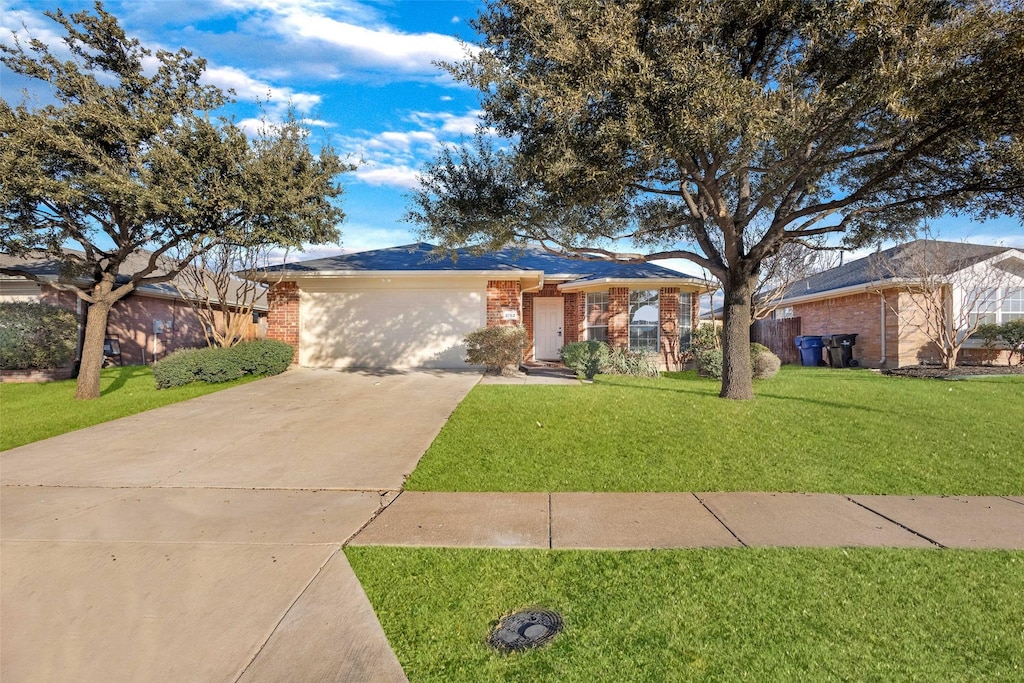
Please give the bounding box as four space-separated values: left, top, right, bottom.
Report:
629 289 659 352
1003 287 1023 321
968 286 1022 325
679 292 693 350
585 292 609 342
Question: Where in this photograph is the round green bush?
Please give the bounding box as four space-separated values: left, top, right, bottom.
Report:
0 301 78 370
752 344 782 379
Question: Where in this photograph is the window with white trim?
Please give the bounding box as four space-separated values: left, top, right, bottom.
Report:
968 286 1024 325
679 292 693 350
629 289 659 352
585 291 609 342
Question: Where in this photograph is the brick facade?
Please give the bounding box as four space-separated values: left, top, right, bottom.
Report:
789 287 1011 368
267 281 300 364
608 287 630 349
521 283 583 362
8 283 263 370
792 291 891 368
486 280 522 327
658 287 681 370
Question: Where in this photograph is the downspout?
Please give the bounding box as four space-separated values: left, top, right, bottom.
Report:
878 293 887 367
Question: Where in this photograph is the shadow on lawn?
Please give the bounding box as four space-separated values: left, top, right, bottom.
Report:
100 365 151 396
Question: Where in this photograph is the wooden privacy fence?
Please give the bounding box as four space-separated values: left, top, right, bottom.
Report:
751 317 801 364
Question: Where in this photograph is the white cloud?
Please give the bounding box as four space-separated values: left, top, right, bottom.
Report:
203 65 321 112
213 0 471 77
408 110 484 135
367 130 440 153
356 164 422 189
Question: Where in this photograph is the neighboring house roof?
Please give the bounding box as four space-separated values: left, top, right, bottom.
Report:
0 249 268 311
776 239 1019 306
256 242 712 289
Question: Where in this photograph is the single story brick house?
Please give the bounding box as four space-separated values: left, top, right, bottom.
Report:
772 240 1024 368
254 242 711 370
0 250 268 369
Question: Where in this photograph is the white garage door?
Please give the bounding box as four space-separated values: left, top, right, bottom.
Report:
299 279 487 368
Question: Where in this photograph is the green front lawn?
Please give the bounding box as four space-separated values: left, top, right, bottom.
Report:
347 547 1024 682
0 366 257 451
405 367 1023 495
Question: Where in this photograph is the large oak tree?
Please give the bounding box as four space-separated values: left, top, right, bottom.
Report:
1 4 348 399
408 0 1024 399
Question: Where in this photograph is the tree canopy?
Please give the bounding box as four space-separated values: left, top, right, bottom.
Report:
0 3 349 398
408 0 1024 399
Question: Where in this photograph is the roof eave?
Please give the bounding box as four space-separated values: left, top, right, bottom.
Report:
556 277 714 293
247 268 546 281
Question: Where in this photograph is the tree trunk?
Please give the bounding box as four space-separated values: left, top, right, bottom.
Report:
75 298 114 400
720 274 756 400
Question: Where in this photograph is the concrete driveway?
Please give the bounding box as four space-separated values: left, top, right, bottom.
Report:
1 368 480 682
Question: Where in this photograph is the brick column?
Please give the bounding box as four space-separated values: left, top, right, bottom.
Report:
563 292 583 344
486 280 522 327
267 281 299 364
659 287 680 369
608 287 629 350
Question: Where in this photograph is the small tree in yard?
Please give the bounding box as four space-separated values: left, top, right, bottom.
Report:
175 114 351 349
408 0 1024 400
998 320 1024 366
870 237 1015 370
0 5 347 398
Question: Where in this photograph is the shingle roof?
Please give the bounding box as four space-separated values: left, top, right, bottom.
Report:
0 249 268 310
266 242 700 281
779 240 1012 300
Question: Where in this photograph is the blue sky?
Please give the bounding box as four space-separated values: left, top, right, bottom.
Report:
2 0 1021 273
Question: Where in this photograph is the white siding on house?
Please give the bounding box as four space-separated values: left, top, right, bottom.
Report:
298 276 487 369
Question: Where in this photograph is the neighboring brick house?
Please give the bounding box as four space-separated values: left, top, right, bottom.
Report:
253 242 710 370
0 250 268 368
772 240 1024 368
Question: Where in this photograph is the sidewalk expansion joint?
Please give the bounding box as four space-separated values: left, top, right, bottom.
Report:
343 489 404 547
692 492 747 548
547 493 553 550
234 546 342 683
845 497 946 548
1001 496 1024 508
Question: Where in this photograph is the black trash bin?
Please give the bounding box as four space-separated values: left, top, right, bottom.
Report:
822 334 859 368
794 335 824 367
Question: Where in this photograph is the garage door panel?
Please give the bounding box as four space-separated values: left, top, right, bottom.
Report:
299 287 485 368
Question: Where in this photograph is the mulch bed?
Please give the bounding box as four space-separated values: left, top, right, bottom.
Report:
882 364 1024 379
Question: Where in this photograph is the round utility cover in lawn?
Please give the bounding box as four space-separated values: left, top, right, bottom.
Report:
488 609 563 651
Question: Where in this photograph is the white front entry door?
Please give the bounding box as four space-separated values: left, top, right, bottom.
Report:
534 297 564 361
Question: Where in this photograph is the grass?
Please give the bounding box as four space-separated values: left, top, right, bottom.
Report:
347 546 1024 682
0 366 258 451
404 366 1023 495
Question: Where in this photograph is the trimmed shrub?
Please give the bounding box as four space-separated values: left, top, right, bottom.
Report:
603 347 661 378
153 340 294 389
751 343 782 379
697 343 781 380
690 324 722 353
231 340 295 375
464 325 527 375
0 302 78 370
695 348 724 379
561 341 609 380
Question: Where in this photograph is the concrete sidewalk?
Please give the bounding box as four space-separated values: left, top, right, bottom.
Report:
350 491 1024 550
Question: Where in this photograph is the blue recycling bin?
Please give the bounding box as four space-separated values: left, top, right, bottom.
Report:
794 335 824 367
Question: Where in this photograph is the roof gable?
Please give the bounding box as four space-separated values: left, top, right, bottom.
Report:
779 240 1014 301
